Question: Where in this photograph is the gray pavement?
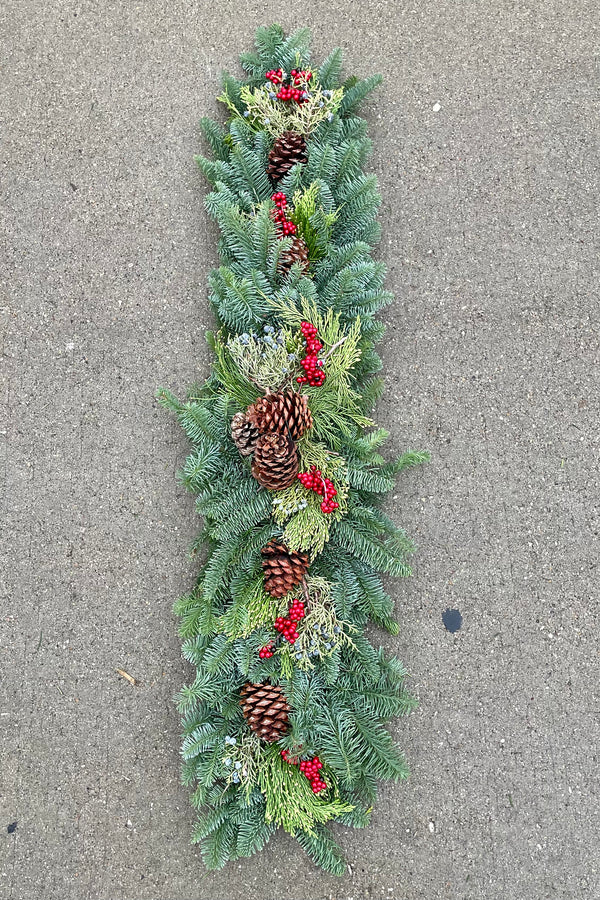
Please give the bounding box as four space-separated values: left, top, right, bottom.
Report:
1 2 599 898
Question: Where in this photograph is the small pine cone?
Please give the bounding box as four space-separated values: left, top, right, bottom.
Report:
278 235 309 277
247 391 313 441
251 433 299 490
240 681 290 742
231 411 260 456
261 540 309 598
267 131 308 181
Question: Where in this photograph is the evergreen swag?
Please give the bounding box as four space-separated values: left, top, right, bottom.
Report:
159 24 429 876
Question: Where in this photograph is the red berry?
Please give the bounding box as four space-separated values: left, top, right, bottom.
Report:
299 322 328 389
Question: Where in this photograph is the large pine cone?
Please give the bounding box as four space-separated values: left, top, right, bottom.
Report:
240 682 290 742
267 131 307 181
231 411 259 456
278 235 309 277
251 433 299 490
247 391 312 441
252 432 300 491
261 540 309 598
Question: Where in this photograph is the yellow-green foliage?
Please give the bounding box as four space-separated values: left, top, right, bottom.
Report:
271 436 349 557
220 79 343 138
291 182 335 223
258 746 353 835
290 183 337 259
266 297 374 446
275 492 330 557
278 647 294 680
219 578 281 639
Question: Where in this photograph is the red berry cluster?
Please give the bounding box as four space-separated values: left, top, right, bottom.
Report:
276 84 301 102
271 192 296 237
297 466 339 514
274 596 306 644
281 750 327 793
291 68 312 85
266 68 312 104
258 641 274 659
265 68 284 85
297 321 326 387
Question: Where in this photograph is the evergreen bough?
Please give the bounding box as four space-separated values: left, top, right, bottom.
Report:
160 24 429 876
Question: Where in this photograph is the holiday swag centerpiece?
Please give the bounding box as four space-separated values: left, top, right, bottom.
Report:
159 25 429 875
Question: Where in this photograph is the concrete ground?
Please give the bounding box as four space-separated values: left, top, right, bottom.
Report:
1 2 598 898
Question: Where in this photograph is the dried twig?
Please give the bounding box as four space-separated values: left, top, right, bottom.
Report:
116 668 140 687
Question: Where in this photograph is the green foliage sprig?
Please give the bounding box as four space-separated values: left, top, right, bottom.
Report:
218 573 280 640
220 732 264 796
258 746 353 835
272 436 349 556
225 326 299 393
220 79 343 138
290 182 337 260
279 576 356 671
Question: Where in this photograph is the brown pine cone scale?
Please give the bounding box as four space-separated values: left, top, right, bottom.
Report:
240 681 290 742
231 411 260 456
267 131 307 181
251 433 298 490
278 235 309 276
261 540 309 598
247 391 313 441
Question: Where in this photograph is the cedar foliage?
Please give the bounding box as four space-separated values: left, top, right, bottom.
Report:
159 24 429 876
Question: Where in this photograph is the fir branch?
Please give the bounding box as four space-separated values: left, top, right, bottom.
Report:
296 825 347 875
318 48 344 90
339 74 383 116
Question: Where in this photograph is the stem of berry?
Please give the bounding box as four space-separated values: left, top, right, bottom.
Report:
301 577 310 604
321 335 349 363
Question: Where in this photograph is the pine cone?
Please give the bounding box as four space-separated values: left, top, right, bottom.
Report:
247 391 313 441
231 411 260 456
261 540 309 598
278 235 309 277
267 131 307 181
240 681 290 742
251 433 299 490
